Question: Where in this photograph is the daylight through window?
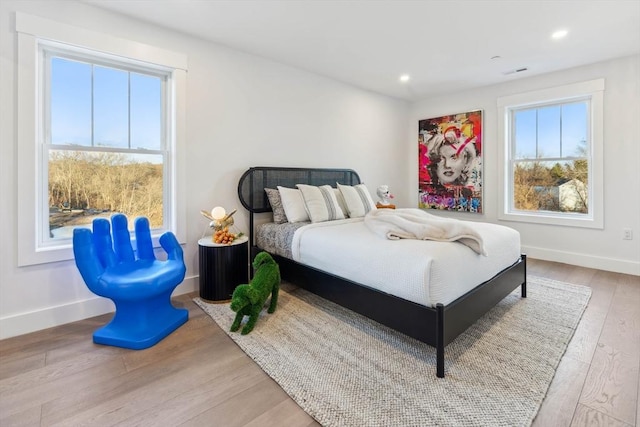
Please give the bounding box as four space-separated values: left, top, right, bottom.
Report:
510 100 589 215
43 48 170 242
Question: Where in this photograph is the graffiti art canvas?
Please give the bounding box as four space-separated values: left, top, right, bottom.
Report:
418 110 483 213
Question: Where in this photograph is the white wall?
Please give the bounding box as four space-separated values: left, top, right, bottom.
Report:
410 55 640 275
0 0 409 339
2 0 637 340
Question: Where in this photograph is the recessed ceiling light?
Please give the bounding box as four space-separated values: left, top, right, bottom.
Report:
551 29 568 40
399 74 410 83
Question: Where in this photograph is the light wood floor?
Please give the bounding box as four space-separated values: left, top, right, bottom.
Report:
1 259 638 426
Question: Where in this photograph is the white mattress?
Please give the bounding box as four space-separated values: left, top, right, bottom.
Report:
290 217 521 307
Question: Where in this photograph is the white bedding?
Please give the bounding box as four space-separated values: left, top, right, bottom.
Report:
290 216 521 307
364 208 487 255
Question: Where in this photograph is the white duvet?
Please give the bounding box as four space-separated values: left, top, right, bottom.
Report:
291 216 521 307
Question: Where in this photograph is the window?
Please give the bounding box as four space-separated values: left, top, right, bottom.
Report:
43 48 168 243
511 100 589 213
17 13 187 266
497 79 604 228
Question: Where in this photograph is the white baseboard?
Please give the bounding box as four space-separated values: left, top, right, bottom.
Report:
522 245 640 276
0 275 199 340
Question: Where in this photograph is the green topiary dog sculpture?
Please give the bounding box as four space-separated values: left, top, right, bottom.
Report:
230 251 280 335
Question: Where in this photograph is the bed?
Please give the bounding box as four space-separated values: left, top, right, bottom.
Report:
237 166 527 378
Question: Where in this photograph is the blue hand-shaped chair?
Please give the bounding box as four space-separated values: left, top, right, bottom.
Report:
73 214 189 349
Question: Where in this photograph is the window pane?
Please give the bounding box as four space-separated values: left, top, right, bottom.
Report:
51 57 92 146
48 150 164 239
562 101 588 157
131 73 162 150
537 105 561 158
513 160 588 214
94 66 129 148
514 109 536 159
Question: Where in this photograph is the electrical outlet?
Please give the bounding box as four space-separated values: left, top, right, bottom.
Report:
623 228 633 240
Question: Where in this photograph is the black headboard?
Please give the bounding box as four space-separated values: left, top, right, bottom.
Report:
237 166 361 249
238 167 361 213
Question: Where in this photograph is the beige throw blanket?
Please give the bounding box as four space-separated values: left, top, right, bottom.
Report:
364 208 487 255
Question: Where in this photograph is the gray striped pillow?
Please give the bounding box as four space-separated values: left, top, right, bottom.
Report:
296 184 345 223
336 183 377 218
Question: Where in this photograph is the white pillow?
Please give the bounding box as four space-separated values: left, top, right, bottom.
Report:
277 186 310 222
297 184 345 223
337 183 377 218
333 188 349 218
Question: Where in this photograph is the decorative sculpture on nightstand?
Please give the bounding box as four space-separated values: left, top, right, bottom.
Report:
72 214 188 350
200 206 243 244
376 185 396 209
229 251 280 335
201 206 237 231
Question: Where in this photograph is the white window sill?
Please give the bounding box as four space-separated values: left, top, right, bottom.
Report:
498 210 603 229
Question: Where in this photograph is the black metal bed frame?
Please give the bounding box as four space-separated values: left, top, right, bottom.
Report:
238 166 527 378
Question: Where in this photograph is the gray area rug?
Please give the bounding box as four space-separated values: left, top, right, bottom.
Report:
195 276 591 427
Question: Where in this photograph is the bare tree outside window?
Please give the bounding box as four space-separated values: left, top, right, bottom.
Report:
48 151 163 238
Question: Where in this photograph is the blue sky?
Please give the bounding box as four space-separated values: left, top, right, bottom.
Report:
513 101 588 159
51 57 162 151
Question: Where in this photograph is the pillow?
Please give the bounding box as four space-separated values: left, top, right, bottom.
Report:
277 186 310 223
264 188 288 224
337 183 377 218
334 188 349 218
296 184 345 223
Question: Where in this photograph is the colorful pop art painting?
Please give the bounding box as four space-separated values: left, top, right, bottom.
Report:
418 110 483 213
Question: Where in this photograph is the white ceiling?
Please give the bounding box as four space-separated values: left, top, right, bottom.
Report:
85 0 640 101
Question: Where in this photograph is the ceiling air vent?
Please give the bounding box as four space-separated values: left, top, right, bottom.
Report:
502 67 529 75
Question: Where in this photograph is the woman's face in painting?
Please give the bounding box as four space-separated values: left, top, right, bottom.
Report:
436 143 466 184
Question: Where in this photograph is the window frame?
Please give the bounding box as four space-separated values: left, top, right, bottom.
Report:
497 79 604 229
16 12 187 266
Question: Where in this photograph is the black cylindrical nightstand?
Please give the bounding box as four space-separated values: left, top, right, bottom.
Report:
198 235 249 302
